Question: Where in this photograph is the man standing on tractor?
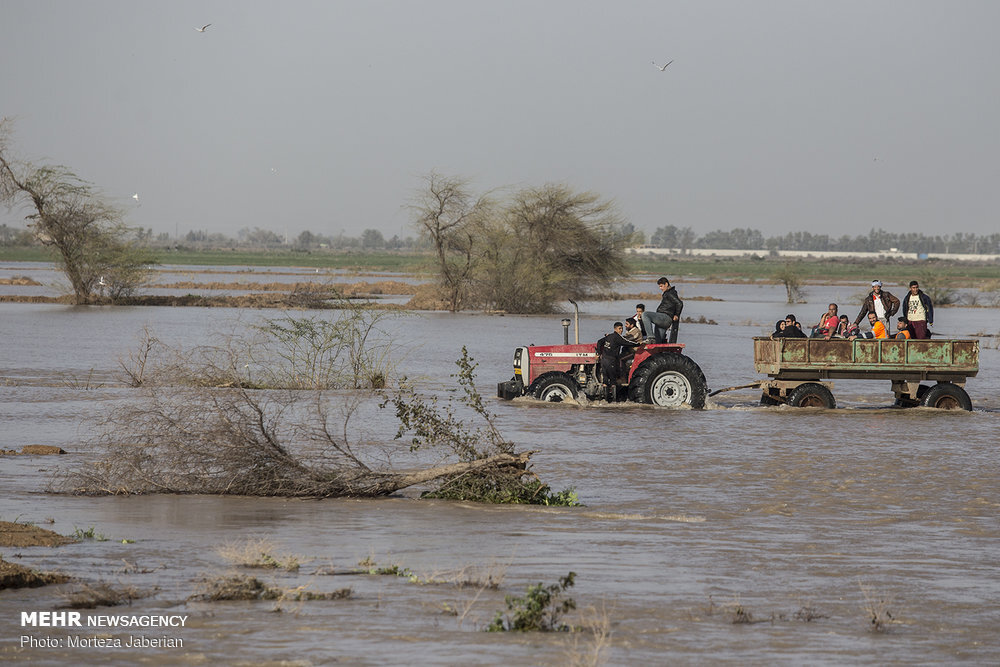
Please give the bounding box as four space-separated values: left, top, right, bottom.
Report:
640 277 684 344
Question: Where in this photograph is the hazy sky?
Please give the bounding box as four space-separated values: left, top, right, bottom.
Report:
3 1 999 241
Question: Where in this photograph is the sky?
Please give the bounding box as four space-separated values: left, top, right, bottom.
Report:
2 0 999 242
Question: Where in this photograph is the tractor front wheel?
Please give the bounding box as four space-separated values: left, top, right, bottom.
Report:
531 372 579 403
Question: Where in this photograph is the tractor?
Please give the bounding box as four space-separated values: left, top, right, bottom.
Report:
497 340 708 409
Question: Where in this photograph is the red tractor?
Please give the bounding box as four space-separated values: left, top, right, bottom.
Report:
497 341 708 408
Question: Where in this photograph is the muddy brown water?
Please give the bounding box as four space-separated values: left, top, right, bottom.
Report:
1 270 999 664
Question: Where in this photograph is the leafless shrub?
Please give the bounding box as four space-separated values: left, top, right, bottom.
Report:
59 582 156 609
118 325 158 387
117 307 399 391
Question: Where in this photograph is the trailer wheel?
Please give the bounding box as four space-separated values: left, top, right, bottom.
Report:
920 383 972 411
787 383 836 409
531 372 579 403
628 354 707 409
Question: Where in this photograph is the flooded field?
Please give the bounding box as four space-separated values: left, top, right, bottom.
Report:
2 265 999 664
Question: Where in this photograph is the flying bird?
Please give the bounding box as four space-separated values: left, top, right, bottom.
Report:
652 60 674 71
195 23 211 32
132 193 139 201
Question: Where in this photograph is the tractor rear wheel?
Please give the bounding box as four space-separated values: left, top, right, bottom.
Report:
628 354 707 409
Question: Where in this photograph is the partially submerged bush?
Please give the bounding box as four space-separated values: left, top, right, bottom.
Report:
59 582 155 609
487 572 577 632
384 347 574 505
62 337 544 501
191 574 350 602
423 478 580 506
118 304 398 391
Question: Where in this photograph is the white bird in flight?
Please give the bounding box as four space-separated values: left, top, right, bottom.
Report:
652 60 674 71
132 193 139 202
195 23 211 32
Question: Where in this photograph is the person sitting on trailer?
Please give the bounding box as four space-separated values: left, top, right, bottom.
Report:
894 317 912 339
849 312 888 340
783 313 807 338
770 319 788 339
811 303 840 338
835 315 851 337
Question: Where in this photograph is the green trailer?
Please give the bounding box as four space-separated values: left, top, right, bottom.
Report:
751 337 980 409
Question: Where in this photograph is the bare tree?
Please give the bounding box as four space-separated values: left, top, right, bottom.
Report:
408 172 493 312
0 118 154 304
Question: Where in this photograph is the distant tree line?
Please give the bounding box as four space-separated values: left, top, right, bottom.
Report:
648 225 1000 255
0 224 423 251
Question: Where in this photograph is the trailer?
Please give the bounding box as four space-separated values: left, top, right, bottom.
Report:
751 337 979 410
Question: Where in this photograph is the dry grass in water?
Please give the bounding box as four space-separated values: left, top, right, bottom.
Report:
216 536 302 572
414 559 509 589
59 582 156 609
859 580 896 633
564 603 614 667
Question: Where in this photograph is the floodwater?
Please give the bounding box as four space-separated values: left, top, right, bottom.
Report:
2 266 999 665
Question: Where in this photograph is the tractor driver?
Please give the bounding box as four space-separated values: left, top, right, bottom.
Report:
597 322 643 393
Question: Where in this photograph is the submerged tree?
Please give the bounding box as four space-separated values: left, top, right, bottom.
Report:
409 174 629 314
774 262 805 304
0 118 155 304
408 172 494 312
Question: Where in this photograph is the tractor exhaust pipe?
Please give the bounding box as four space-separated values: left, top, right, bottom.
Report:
568 300 579 344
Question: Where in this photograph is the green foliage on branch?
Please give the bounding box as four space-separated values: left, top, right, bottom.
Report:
487 572 578 632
